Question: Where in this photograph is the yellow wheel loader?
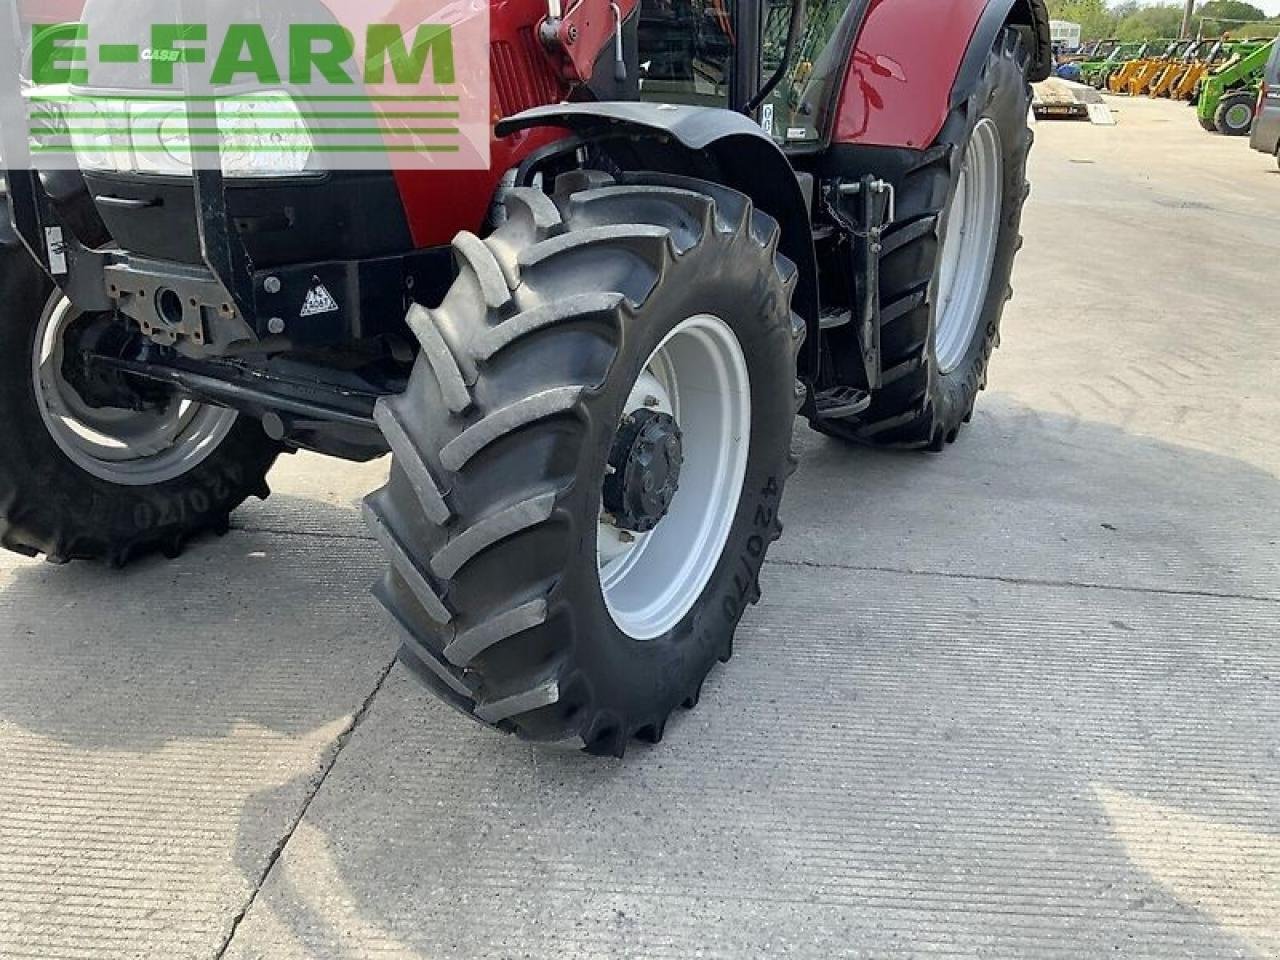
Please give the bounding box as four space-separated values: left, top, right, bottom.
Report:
1151 41 1210 98
1126 41 1190 97
1107 41 1159 93
1172 40 1227 100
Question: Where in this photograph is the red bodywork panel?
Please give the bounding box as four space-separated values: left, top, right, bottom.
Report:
19 0 85 22
835 0 988 149
395 0 638 249
394 0 562 249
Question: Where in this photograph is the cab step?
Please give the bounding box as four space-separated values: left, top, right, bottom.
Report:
814 386 871 420
819 309 853 331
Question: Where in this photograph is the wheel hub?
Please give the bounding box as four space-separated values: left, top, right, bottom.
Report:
603 409 684 533
1225 103 1252 129
32 295 239 486
59 313 168 413
596 315 752 641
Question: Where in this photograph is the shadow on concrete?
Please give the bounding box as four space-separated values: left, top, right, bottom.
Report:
0 496 392 751
0 402 1275 956
197 403 1279 959
774 394 1280 603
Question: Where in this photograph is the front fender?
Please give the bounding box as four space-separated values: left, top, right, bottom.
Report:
834 0 1051 149
955 0 1053 101
497 103 821 380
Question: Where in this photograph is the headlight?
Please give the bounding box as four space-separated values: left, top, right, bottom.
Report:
67 90 316 178
128 101 195 175
216 93 316 178
71 102 133 173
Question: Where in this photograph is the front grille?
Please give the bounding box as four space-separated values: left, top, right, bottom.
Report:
84 171 414 269
491 29 562 118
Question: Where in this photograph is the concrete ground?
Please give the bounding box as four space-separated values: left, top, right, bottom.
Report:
2 94 1278 960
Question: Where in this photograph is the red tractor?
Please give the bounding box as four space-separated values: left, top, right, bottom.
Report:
1 0 1051 755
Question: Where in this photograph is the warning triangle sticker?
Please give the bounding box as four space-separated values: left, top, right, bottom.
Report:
300 283 339 317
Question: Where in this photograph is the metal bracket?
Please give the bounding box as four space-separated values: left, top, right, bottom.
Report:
104 257 248 349
839 177 895 236
4 169 114 312
179 0 258 338
830 175 895 392
539 0 632 84
191 169 258 333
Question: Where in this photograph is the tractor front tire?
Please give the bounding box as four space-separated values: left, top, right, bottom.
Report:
817 27 1033 451
0 242 280 566
1214 92 1256 136
364 174 802 756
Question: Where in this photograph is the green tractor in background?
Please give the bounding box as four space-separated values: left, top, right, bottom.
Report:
1196 39 1277 135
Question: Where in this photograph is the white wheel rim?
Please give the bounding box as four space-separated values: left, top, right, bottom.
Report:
1225 103 1252 130
31 296 239 486
597 314 751 641
935 117 1004 375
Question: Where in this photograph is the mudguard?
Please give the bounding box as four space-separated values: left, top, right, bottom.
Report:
836 0 1051 149
497 103 822 380
956 0 1053 95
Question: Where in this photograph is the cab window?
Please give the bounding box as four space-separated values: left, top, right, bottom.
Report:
638 0 738 107
759 0 852 146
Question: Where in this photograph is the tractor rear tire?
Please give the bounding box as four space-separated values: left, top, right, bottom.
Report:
818 27 1033 451
0 241 280 566
364 174 802 756
1214 92 1256 136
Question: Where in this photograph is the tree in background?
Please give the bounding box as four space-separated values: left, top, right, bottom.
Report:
1046 1 1279 42
1196 1 1266 24
1195 1 1278 36
1047 0 1117 39
1112 4 1185 40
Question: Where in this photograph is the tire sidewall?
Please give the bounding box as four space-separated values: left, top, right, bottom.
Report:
557 228 796 731
0 242 277 561
1216 94 1255 136
929 35 1032 435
